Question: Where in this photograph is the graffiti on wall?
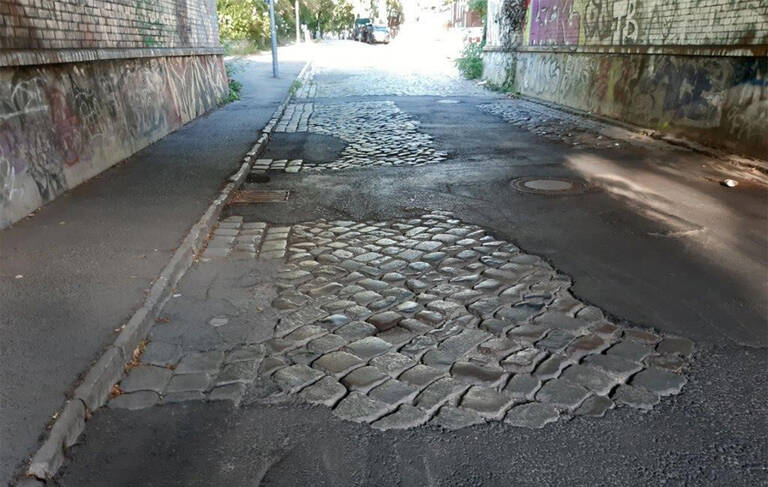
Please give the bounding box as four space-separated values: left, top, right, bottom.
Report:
583 0 638 44
721 59 768 143
0 54 228 228
517 0 768 47
529 0 581 45
513 51 768 156
488 0 529 48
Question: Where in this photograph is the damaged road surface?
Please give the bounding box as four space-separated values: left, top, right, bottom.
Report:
52 40 767 486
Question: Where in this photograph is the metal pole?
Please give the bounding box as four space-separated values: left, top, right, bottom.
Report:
268 0 279 78
295 0 300 44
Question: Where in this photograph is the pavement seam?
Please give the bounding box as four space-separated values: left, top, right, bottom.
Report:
21 59 313 484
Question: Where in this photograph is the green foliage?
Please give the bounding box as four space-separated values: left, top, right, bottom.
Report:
306 0 354 36
217 0 357 45
289 80 302 94
386 0 404 26
221 62 243 104
468 0 487 18
333 0 355 32
217 0 270 46
455 41 484 80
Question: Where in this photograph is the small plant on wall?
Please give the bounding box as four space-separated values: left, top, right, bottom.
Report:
456 41 484 79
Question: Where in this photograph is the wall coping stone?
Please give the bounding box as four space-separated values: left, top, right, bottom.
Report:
482 44 768 58
0 47 226 68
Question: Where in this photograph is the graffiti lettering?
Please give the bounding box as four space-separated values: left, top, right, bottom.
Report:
529 0 581 45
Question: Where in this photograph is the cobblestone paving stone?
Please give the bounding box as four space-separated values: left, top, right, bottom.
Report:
201 217 285 260
479 100 629 150
295 65 487 98
251 158 305 174
110 211 694 432
274 100 448 170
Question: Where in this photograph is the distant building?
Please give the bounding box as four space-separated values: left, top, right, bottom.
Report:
449 1 483 28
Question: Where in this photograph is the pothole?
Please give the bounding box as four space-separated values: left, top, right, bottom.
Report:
264 132 347 163
511 177 590 195
246 172 271 183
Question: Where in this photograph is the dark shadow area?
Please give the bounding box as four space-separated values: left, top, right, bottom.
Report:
263 132 347 163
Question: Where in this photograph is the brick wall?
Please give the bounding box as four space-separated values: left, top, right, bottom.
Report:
483 0 768 159
1 0 219 51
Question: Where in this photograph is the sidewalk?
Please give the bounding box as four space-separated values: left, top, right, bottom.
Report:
0 47 308 483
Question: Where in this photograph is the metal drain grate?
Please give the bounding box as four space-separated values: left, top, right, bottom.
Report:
230 189 290 203
510 177 589 195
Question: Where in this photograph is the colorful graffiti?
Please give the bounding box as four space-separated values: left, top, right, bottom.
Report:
484 0 768 157
518 0 768 47
0 54 227 228
511 51 768 157
529 0 581 45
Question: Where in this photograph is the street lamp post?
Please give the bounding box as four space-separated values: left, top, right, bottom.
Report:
268 0 279 78
295 0 300 44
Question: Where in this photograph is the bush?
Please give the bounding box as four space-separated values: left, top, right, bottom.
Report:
221 62 243 104
456 42 484 80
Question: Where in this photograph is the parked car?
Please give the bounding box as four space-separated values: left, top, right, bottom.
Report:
353 18 371 42
368 24 391 44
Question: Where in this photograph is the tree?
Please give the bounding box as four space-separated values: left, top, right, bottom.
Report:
386 0 403 28
468 0 487 20
369 0 379 20
217 0 270 46
333 0 355 33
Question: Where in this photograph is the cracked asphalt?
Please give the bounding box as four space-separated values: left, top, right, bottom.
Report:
51 39 768 486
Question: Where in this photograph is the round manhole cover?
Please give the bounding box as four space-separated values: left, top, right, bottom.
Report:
511 177 589 195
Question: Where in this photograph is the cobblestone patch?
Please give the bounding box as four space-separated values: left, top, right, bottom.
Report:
276 102 312 132
479 100 628 150
296 67 487 98
201 217 287 260
113 212 693 431
251 158 306 174
274 101 448 170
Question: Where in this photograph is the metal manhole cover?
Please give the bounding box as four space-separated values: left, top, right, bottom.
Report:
511 177 589 195
230 190 289 203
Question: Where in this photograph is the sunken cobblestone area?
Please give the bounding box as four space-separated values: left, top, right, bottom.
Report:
112 212 693 431
275 101 448 169
479 100 627 150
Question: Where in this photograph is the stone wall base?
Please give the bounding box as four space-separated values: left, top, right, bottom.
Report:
482 49 767 160
0 54 229 228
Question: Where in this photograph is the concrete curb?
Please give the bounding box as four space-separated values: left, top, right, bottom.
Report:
22 59 313 484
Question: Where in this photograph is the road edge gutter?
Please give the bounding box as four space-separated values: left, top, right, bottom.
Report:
20 60 313 485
